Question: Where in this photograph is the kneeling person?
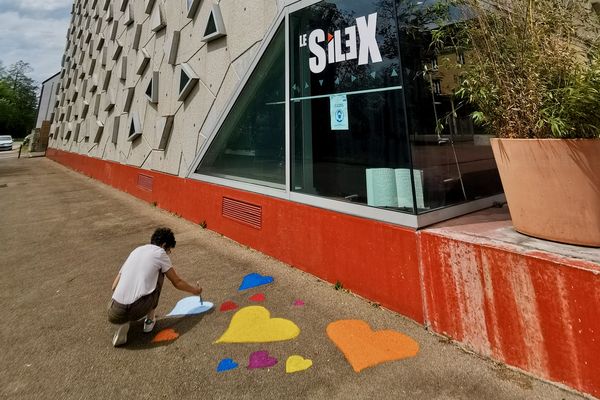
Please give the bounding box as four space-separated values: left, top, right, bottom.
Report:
108 227 202 347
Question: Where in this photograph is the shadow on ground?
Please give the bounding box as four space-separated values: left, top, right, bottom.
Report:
122 310 216 350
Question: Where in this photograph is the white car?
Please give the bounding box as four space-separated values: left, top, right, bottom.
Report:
0 135 13 151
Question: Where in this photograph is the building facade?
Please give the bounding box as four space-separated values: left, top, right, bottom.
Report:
49 0 504 229
31 72 62 152
36 72 61 130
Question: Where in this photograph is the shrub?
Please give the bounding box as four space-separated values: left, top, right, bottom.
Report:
433 0 600 138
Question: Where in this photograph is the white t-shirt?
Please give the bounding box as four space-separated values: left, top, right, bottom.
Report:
112 244 172 305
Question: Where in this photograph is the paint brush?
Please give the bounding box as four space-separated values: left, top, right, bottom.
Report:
196 280 202 305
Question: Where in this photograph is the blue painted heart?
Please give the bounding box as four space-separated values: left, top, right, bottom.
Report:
217 358 239 372
238 273 274 291
166 296 214 317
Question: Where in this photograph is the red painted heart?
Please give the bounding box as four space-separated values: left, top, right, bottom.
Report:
219 301 239 312
249 293 266 302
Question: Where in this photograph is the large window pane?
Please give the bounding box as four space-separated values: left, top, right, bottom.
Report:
290 0 502 215
196 25 285 187
292 90 415 210
290 0 417 213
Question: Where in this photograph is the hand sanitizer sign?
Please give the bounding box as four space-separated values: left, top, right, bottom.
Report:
330 94 348 130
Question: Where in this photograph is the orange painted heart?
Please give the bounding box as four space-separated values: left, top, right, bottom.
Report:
326 320 419 372
152 328 179 343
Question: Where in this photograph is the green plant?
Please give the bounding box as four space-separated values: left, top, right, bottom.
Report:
199 220 207 229
432 0 600 138
334 281 344 291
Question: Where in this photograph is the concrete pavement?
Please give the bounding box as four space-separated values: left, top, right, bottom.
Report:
0 157 588 400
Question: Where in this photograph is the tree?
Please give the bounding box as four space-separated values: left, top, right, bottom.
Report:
0 61 39 138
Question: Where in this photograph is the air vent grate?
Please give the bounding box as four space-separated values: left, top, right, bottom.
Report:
222 197 262 229
137 174 153 191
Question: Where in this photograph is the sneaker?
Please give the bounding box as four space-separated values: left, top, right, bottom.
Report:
112 322 130 347
143 317 156 333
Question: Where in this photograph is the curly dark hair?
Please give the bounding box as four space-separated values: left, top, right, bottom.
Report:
150 227 176 249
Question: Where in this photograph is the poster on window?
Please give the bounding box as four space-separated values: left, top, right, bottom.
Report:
330 94 349 130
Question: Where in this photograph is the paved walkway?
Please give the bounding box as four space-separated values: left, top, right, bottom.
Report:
0 157 587 400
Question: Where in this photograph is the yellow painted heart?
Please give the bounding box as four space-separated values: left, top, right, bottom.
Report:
215 306 300 343
286 355 313 373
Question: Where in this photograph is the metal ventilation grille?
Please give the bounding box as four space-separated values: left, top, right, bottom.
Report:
222 197 262 229
137 174 153 191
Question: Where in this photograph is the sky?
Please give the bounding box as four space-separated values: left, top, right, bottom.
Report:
0 0 72 85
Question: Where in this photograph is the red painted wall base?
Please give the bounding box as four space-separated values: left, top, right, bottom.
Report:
47 149 600 398
421 232 600 398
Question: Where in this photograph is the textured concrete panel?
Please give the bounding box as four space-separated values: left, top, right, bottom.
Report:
50 0 278 177
221 0 277 61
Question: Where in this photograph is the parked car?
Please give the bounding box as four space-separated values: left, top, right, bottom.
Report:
0 135 13 151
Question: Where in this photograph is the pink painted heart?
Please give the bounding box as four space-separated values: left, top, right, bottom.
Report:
248 350 278 369
249 293 266 302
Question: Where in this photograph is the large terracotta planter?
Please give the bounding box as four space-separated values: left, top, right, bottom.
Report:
490 138 600 247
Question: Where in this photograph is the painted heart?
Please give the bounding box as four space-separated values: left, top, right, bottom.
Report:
327 320 419 372
220 301 239 312
249 293 265 302
286 355 313 373
293 300 305 307
238 273 274 291
166 296 214 317
217 358 239 372
152 328 179 343
248 351 278 369
215 306 300 343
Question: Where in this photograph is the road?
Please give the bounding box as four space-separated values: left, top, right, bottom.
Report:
0 142 23 160
0 157 588 400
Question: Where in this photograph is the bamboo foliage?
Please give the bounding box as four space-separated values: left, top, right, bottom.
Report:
433 0 600 138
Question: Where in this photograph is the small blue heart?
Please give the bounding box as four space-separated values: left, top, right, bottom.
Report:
217 358 238 372
238 273 274 291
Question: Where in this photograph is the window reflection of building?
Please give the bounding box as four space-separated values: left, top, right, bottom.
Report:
395 20 502 211
288 0 503 214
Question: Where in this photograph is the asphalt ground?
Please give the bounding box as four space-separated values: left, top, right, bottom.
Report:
0 157 587 400
0 142 22 160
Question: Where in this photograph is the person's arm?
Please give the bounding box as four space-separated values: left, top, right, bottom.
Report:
165 268 202 295
111 273 121 292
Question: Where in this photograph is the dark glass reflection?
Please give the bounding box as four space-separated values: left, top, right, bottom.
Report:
395 3 502 210
290 0 415 213
196 25 285 186
290 0 502 214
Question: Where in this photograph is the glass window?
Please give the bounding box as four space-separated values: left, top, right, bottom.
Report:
290 0 416 213
396 8 503 212
290 0 502 214
195 24 285 187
